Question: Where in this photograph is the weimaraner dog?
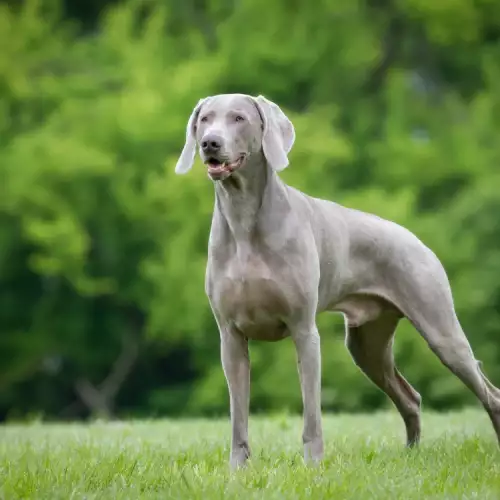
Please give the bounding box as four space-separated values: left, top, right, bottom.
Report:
175 93 500 469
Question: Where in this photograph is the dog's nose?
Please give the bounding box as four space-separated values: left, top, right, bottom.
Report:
201 134 223 153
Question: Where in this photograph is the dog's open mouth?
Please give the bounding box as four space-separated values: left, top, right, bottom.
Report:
205 156 245 179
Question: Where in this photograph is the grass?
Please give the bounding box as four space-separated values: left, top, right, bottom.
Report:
0 409 499 499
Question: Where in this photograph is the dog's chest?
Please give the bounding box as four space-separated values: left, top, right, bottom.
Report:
208 252 298 338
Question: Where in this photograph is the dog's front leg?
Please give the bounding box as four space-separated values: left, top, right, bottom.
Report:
292 326 324 464
221 329 251 469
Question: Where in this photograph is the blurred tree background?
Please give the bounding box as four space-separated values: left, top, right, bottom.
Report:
1 0 500 421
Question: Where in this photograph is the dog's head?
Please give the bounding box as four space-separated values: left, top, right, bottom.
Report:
174 93 295 181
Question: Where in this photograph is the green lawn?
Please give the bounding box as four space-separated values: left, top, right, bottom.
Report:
1 409 499 499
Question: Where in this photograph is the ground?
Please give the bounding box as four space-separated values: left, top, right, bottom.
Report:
1 409 499 499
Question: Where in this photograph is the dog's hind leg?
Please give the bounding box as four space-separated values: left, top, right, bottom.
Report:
407 304 500 443
346 310 422 446
392 255 500 443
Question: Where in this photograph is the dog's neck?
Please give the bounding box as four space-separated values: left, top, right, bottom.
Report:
214 153 276 241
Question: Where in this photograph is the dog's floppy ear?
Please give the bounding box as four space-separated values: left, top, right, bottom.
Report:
175 98 207 174
253 95 295 171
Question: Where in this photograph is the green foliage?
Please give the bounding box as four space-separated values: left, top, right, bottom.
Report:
1 0 500 419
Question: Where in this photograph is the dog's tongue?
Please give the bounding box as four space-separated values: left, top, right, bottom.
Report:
208 163 225 172
207 158 241 175
207 162 227 174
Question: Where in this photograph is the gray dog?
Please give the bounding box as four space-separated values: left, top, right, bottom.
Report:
175 93 500 469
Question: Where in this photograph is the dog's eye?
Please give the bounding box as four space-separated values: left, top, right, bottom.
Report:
235 115 245 123
200 116 208 123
